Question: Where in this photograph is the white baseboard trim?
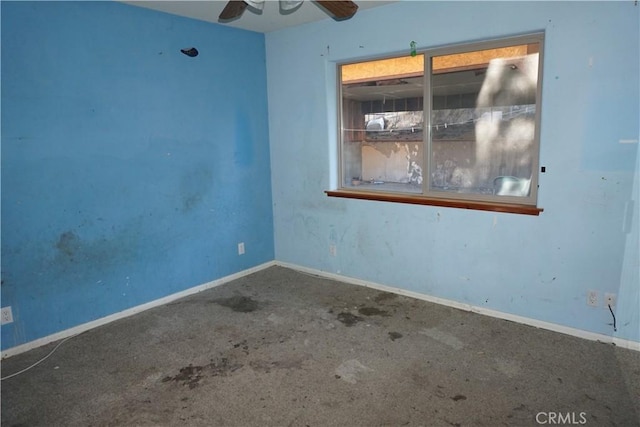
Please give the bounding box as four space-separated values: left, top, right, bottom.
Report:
275 261 640 352
4 259 637 358
1 261 276 359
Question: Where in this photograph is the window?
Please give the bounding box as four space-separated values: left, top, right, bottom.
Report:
328 34 544 215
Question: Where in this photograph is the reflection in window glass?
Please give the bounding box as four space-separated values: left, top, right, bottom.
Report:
338 34 543 207
430 44 539 197
341 55 424 194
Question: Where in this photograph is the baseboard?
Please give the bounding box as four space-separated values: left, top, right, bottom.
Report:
275 261 640 352
1 261 277 359
4 259 637 358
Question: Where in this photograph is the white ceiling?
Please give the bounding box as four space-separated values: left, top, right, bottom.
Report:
122 0 396 33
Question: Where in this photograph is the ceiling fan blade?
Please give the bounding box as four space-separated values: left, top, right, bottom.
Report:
219 1 249 20
315 1 358 20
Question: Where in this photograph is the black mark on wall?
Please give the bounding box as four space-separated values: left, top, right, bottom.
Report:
180 166 213 213
56 231 81 259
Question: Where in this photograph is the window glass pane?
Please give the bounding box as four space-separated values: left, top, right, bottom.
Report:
341 55 424 194
429 43 539 198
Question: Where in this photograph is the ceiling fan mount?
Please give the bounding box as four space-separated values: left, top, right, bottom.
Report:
219 0 359 22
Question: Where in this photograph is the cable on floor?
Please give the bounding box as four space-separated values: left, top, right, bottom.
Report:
608 304 617 332
1 335 76 381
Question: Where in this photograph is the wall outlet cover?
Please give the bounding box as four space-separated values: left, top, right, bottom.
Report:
587 290 598 307
329 244 337 257
1 306 14 325
604 293 616 307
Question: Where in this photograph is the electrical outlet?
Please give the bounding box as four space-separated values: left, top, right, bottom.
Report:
587 290 598 307
604 293 616 308
329 244 337 257
238 242 245 255
1 306 14 325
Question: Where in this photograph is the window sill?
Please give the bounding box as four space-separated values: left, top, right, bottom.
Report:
325 189 543 216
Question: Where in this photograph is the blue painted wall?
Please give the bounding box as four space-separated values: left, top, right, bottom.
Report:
1 1 274 350
267 2 639 342
2 1 637 352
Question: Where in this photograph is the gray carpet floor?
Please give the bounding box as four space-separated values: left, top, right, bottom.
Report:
1 266 639 426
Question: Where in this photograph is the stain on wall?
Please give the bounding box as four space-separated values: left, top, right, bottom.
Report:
267 1 639 341
1 1 274 350
56 231 81 259
180 165 213 213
